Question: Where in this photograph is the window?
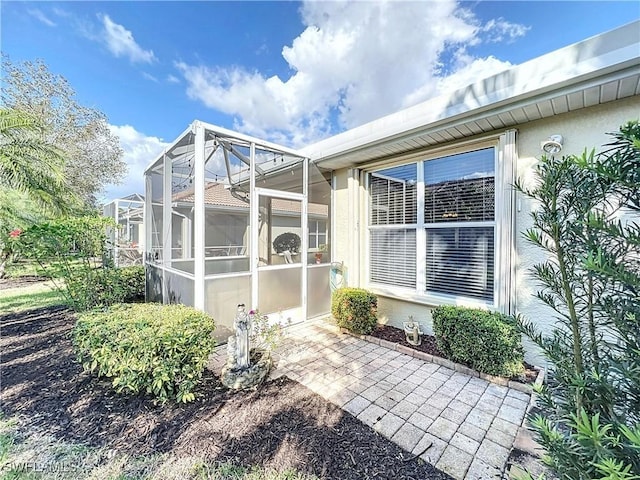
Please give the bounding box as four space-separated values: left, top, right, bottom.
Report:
369 147 496 302
308 219 327 249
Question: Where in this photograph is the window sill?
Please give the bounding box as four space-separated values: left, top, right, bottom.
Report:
367 284 495 311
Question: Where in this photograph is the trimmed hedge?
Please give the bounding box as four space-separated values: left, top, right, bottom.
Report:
331 287 377 335
74 303 216 403
432 305 524 377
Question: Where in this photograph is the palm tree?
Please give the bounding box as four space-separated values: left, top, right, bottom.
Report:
0 107 70 212
0 107 75 277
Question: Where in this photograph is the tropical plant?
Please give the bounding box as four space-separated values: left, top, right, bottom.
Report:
0 108 77 277
514 121 640 479
0 108 69 210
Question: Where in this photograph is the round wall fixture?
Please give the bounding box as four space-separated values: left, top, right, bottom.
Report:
541 134 564 154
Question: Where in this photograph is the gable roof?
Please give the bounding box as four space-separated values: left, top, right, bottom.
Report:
302 21 640 169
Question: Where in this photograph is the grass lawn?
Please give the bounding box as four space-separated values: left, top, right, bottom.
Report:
0 282 64 314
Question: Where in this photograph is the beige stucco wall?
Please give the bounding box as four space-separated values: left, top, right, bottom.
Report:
331 97 640 365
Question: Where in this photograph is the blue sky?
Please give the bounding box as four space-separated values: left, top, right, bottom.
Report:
2 1 638 201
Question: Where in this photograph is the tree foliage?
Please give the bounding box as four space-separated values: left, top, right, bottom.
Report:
1 56 126 207
0 107 79 277
0 108 69 211
514 121 640 479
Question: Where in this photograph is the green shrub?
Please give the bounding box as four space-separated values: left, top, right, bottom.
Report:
331 287 377 335
432 305 524 377
74 303 216 403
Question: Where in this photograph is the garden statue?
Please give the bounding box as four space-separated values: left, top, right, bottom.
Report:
403 318 422 346
225 335 238 370
233 304 250 369
221 304 273 390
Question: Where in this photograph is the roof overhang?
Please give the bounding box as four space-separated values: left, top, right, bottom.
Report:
301 20 640 170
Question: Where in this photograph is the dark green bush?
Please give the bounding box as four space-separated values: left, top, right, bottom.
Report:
116 265 145 302
74 303 216 403
331 287 378 335
432 305 524 377
65 265 145 310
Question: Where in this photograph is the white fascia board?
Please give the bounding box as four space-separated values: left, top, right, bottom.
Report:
302 20 640 164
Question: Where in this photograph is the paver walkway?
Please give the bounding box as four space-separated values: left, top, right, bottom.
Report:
211 319 531 479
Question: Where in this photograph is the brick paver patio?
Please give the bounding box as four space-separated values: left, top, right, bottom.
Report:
210 319 532 480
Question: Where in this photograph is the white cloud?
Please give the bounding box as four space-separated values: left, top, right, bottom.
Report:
166 74 180 84
177 0 528 146
28 9 56 27
103 125 169 201
99 14 156 64
142 72 159 83
481 18 530 44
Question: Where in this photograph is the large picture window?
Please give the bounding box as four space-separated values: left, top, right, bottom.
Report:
369 147 496 302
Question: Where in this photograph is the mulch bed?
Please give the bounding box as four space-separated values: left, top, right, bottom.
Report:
371 324 539 384
0 306 452 480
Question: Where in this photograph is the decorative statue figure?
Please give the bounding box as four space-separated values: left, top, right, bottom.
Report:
233 304 251 369
226 335 238 369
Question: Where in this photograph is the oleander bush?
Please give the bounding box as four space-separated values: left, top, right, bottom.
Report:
432 305 524 377
513 122 640 480
74 303 216 403
331 287 378 335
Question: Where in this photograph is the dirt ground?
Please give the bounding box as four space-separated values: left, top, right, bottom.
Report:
0 306 452 480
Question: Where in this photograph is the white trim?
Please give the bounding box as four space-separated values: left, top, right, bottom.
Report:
416 161 426 292
362 136 501 174
157 265 196 280
250 142 258 310
369 284 495 311
204 271 252 281
193 122 206 310
365 139 502 307
254 187 304 201
302 157 309 322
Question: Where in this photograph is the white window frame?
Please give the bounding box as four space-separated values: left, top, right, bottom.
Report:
308 218 327 250
364 131 516 313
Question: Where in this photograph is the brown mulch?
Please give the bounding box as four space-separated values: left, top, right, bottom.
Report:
0 275 50 290
371 324 539 384
0 306 452 480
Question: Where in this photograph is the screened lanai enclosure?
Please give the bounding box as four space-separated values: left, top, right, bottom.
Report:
144 122 332 340
103 193 145 266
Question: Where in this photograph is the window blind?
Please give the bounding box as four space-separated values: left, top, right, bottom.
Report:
370 229 416 288
370 163 417 225
424 149 495 223
425 226 495 301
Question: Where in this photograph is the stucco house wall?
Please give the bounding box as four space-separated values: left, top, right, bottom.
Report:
330 97 639 365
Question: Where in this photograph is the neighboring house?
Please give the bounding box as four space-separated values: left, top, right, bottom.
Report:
103 194 145 266
301 20 640 364
144 21 639 360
